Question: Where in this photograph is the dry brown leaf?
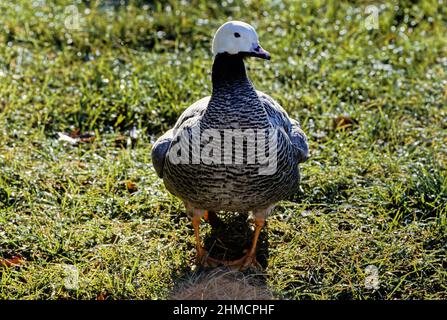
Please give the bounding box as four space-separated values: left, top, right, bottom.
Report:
62 129 96 144
96 292 107 300
69 129 80 138
0 254 25 267
126 181 138 193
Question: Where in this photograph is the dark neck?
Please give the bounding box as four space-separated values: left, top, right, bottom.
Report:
211 53 251 92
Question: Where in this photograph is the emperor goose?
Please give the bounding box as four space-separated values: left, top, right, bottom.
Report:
152 21 309 269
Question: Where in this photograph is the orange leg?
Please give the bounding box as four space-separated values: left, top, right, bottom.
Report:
192 214 206 260
247 217 265 257
192 210 221 267
226 216 265 270
190 204 269 270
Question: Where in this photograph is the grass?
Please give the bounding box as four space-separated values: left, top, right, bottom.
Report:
0 0 446 299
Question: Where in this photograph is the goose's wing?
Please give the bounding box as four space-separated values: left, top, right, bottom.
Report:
173 96 210 130
151 129 174 178
151 96 210 178
289 118 309 163
257 91 309 163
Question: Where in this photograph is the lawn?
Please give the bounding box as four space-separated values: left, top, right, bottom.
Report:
0 0 446 299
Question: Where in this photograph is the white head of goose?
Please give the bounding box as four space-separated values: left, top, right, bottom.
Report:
212 21 270 60
151 21 309 270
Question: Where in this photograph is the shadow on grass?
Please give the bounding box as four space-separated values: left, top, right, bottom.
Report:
169 212 276 300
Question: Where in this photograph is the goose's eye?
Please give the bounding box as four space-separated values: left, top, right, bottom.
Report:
234 32 241 38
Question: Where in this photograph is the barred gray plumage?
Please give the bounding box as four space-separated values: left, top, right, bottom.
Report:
153 54 308 212
151 21 309 269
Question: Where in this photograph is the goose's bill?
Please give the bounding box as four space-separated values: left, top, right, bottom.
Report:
244 45 271 60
